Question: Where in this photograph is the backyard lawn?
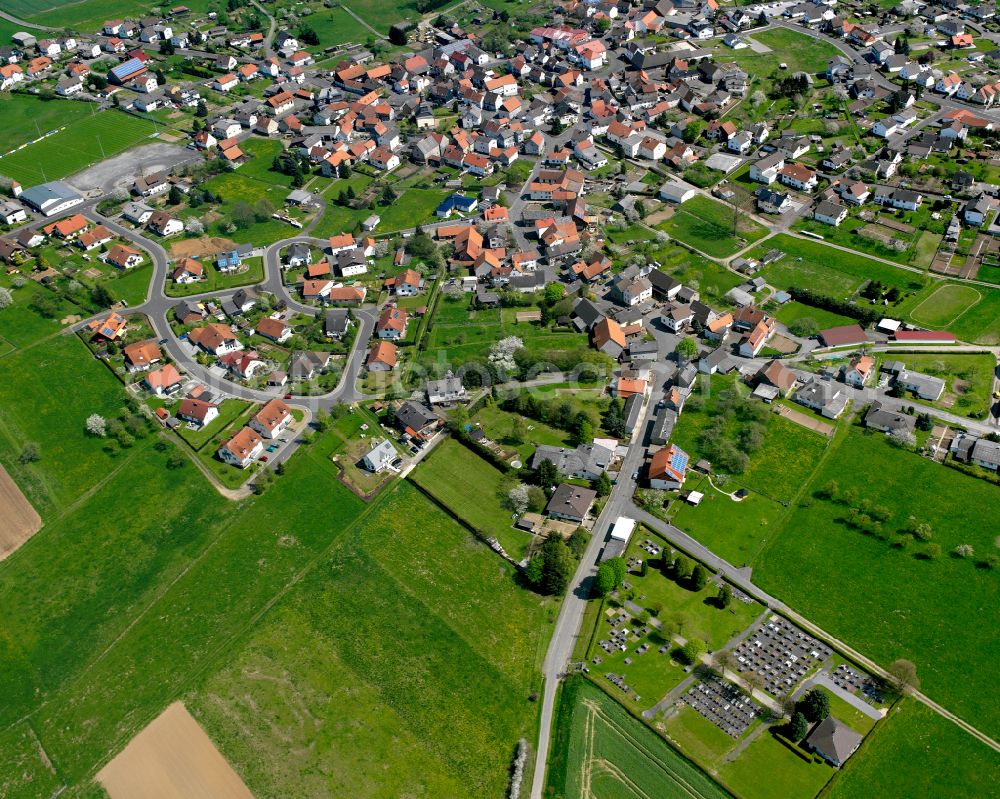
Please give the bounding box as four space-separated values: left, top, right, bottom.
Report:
410 437 533 559
164 256 265 297
718 730 834 799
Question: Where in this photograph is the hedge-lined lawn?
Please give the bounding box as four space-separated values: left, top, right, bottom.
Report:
410 437 533 559
473 404 572 461
175 399 252 451
719 731 834 799
0 95 96 153
825 701 1000 799
192 482 550 798
752 235 923 297
183 172 305 245
237 138 296 188
755 430 1000 736
164 256 265 297
773 300 856 331
659 196 768 258
0 111 158 185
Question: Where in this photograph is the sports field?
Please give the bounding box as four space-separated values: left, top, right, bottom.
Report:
0 111 159 185
547 677 732 799
909 283 982 327
8 0 212 30
0 95 97 154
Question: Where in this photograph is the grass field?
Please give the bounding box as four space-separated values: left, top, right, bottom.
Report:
547 677 733 799
10 0 212 30
0 95 96 153
0 335 131 516
649 243 745 305
909 284 982 327
473 403 572 461
191 481 551 798
754 429 1000 736
658 196 768 258
164 256 265 297
751 235 924 298
879 352 995 416
175 399 251 451
825 700 1000 799
313 186 449 236
772 300 855 331
410 437 533 559
183 172 304 246
0 110 159 185
718 730 834 799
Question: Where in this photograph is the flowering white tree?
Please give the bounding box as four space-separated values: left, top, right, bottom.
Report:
0 287 11 310
86 414 108 437
185 217 204 235
507 484 530 516
489 336 523 373
952 544 974 559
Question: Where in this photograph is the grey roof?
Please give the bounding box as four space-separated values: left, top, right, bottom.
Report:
573 298 604 330
623 393 643 431
289 351 330 379
806 717 863 764
972 438 1000 466
545 483 597 520
19 180 82 212
864 402 915 434
426 373 465 402
650 408 677 444
531 442 614 477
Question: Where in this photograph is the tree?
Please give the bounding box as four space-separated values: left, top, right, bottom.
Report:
717 584 733 609
231 201 255 229
388 23 409 46
507 484 530 515
338 163 351 179
536 458 560 488
313 409 330 432
19 442 40 464
195 100 208 118
166 452 185 469
787 712 809 742
673 555 692 582
594 471 612 497
797 688 831 723
675 337 698 363
951 543 974 559
509 415 527 443
595 559 624 596
690 563 708 591
913 522 933 541
379 185 397 206
923 542 942 560
679 638 706 665
534 535 575 595
0 287 11 310
167 185 183 205
86 414 107 437
526 485 547 513
887 659 920 693
715 649 738 679
298 25 319 45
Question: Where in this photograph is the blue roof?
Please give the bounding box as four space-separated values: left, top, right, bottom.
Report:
436 194 477 215
111 58 145 80
670 449 689 474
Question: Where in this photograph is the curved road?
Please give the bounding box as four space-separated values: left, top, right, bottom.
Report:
75 208 378 409
0 9 55 31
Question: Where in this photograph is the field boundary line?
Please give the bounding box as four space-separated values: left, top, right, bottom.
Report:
589 701 724 799
909 284 983 329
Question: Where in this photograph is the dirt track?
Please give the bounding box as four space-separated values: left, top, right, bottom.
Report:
169 236 240 259
0 465 41 562
97 702 255 799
